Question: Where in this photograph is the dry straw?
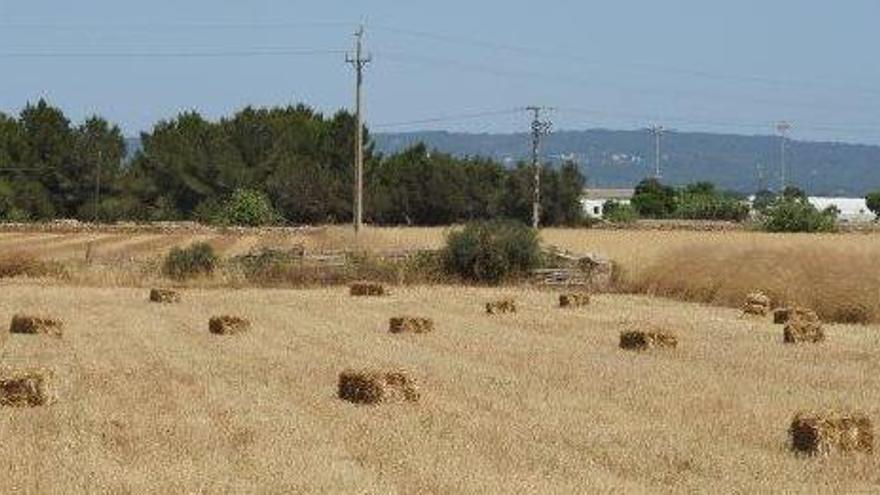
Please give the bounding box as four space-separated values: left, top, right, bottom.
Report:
350 282 386 296
337 369 419 404
209 315 250 335
0 369 55 407
620 328 678 350
559 293 590 308
742 291 771 317
9 314 63 337
790 412 873 455
486 298 517 315
149 288 181 303
389 316 434 334
783 319 824 344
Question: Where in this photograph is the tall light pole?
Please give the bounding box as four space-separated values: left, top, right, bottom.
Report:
347 25 371 234
526 106 551 229
776 121 792 191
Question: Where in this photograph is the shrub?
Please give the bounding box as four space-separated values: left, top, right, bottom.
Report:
163 242 218 280
762 198 837 233
865 191 880 220
442 220 541 284
675 194 750 221
603 201 639 223
212 189 280 226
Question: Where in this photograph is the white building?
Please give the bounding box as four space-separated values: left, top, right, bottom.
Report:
580 189 634 218
808 197 875 222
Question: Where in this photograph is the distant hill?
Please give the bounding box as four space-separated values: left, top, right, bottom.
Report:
374 130 880 196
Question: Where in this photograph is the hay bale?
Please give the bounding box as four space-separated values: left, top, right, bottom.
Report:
746 291 771 307
389 316 434 334
337 369 419 404
743 303 769 317
486 298 517 315
149 288 181 303
209 315 250 335
9 314 63 337
349 282 386 296
559 293 590 308
790 412 873 455
784 318 825 344
620 329 678 350
0 369 54 407
743 291 771 317
774 306 819 325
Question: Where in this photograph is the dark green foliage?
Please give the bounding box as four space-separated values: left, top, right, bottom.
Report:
762 197 837 233
752 189 777 214
631 178 677 218
442 221 541 284
865 191 880 219
162 242 218 280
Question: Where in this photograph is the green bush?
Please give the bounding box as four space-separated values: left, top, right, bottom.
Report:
675 195 750 221
442 220 541 284
865 191 880 220
631 178 677 218
603 200 638 223
212 189 279 226
762 198 837 233
163 242 218 280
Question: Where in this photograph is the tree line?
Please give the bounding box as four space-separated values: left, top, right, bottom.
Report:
0 100 585 226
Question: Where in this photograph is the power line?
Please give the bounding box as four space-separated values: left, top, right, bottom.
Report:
0 48 348 58
373 108 521 129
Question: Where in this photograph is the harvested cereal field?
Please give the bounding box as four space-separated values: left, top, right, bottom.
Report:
0 282 877 492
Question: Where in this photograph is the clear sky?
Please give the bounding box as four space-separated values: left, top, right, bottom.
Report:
1 0 878 144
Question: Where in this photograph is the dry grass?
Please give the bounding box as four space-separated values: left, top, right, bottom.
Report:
624 242 880 324
559 293 591 308
349 282 386 296
0 284 876 491
784 319 826 344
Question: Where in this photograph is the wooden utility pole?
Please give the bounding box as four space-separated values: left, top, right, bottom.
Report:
526 106 551 229
347 25 371 233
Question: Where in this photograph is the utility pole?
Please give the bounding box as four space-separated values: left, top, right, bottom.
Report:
93 149 102 223
776 121 792 191
756 162 767 192
526 106 552 229
648 124 665 179
346 25 371 234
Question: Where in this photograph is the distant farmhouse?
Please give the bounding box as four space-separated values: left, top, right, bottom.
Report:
580 188 634 218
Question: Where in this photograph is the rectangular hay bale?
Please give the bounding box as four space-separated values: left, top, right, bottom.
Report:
783 319 824 344
9 314 63 337
620 329 678 350
337 369 419 404
486 298 517 315
389 316 434 334
559 293 590 308
209 315 250 335
350 282 386 296
790 413 873 455
0 369 54 407
149 288 181 303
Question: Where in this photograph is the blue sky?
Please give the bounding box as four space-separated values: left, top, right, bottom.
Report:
1 0 878 144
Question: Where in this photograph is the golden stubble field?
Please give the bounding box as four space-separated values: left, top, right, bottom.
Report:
0 282 878 493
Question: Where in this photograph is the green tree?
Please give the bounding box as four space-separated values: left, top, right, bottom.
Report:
631 178 677 218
